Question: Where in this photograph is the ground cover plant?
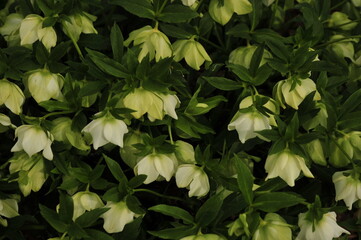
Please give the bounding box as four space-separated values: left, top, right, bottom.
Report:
0 0 361 239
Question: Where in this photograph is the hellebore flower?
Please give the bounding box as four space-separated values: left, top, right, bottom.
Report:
329 135 354 167
275 77 321 110
62 11 97 42
0 198 19 227
175 164 210 197
101 201 138 233
253 213 292 240
328 12 357 31
0 113 15 133
228 45 272 68
26 69 64 103
72 191 104 220
11 125 54 160
181 0 197 6
120 130 145 168
296 212 350 240
180 233 227 240
9 153 48 196
329 35 357 60
82 112 128 150
174 140 196 164
0 79 25 115
0 13 23 46
332 170 361 210
303 139 327 166
124 25 172 62
173 38 211 70
265 149 314 187
209 0 252 25
134 153 177 184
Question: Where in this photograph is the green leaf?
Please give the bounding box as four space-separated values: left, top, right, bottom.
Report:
284 112 299 141
58 192 74 223
126 195 145 215
109 0 155 19
160 23 193 38
148 226 197 239
227 63 253 83
86 48 129 78
158 4 198 23
185 95 227 116
128 175 147 189
35 42 49 65
249 0 262 31
38 100 73 112
76 208 110 228
203 76 244 91
42 16 57 27
149 204 194 224
265 39 289 62
110 23 124 62
39 204 67 233
338 88 361 120
253 64 273 86
195 194 223 227
103 154 127 183
78 81 107 97
249 44 265 76
253 192 305 212
68 222 89 238
49 41 71 62
86 229 115 240
234 155 254 206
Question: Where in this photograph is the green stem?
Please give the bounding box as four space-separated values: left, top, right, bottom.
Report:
158 0 169 14
213 23 226 50
199 36 224 51
168 123 174 145
134 188 185 202
71 37 84 61
315 35 361 48
41 110 74 120
330 0 347 10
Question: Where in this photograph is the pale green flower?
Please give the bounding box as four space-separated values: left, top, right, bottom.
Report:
26 69 64 103
333 170 361 210
0 113 15 133
265 149 314 187
303 139 327 166
61 11 97 42
0 13 23 46
11 125 54 160
328 12 357 31
0 79 25 115
175 140 196 164
329 35 357 60
181 0 197 6
0 198 19 227
181 233 227 240
120 131 145 168
209 0 252 25
176 164 210 197
82 112 128 150
229 45 272 68
101 201 137 233
72 191 104 220
228 213 250 237
253 213 292 240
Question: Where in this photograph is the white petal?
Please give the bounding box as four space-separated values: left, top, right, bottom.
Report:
154 154 175 181
134 155 159 184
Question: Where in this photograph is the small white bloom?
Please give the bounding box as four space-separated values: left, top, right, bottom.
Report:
72 191 104 220
181 0 197 6
333 170 361 210
134 153 177 184
0 198 19 227
265 149 314 187
176 164 210 197
11 125 54 160
209 0 252 25
253 213 292 240
101 201 137 233
153 93 180 120
296 212 350 240
0 79 25 115
82 112 128 150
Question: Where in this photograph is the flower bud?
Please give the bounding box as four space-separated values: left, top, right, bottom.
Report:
11 125 54 160
296 211 350 240
303 139 327 166
176 164 210 197
0 113 15 133
333 170 361 210
101 201 138 233
265 149 314 187
71 191 104 220
329 35 356 60
229 45 272 68
134 153 178 184
124 26 172 62
61 11 97 42
175 140 196 164
275 77 321 110
209 0 252 25
0 79 25 115
329 12 357 31
173 38 211 70
82 112 129 150
120 130 145 168
253 213 292 240
0 198 19 227
26 69 64 103
0 13 23 46
9 152 48 196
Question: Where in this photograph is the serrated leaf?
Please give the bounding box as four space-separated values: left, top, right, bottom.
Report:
203 76 243 91
149 204 194 224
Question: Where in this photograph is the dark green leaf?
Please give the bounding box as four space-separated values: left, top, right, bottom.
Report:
39 100 73 112
203 76 243 91
58 192 74 223
195 195 223 227
39 204 67 233
148 226 197 239
253 192 305 212
110 23 124 62
227 63 253 83
109 0 155 19
339 88 361 120
68 222 89 238
265 39 289 62
128 175 147 189
103 154 127 183
86 229 114 240
35 42 49 65
234 155 254 205
149 204 194 224
42 16 57 27
76 208 109 228
158 4 198 23
254 64 273 86
249 44 265 76
78 81 107 97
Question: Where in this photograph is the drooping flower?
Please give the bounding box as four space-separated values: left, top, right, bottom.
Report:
173 38 211 70
0 198 19 227
253 213 292 240
0 79 25 115
11 125 54 160
134 153 177 184
181 0 197 6
296 212 350 240
82 112 128 150
0 13 23 46
303 139 327 166
329 134 354 168
101 201 138 233
228 45 272 68
120 130 145 168
61 11 97 42
174 140 196 164
329 35 357 61
180 233 227 240
175 164 210 197
124 25 172 62
332 170 361 210
0 113 16 133
328 12 357 31
72 191 104 220
209 0 252 25
26 69 64 103
265 149 314 187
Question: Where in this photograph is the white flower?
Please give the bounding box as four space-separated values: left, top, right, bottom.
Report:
153 93 180 120
101 201 137 233
134 153 177 184
174 140 196 164
26 69 64 103
37 26 57 50
72 191 104 220
0 198 19 227
209 0 252 25
124 25 172 62
9 152 48 196
332 170 361 210
253 213 292 240
296 212 350 240
265 149 314 187
181 0 197 6
0 13 23 46
0 79 25 115
11 125 54 160
181 233 227 240
176 164 210 197
61 11 97 42
173 38 211 70
82 112 128 150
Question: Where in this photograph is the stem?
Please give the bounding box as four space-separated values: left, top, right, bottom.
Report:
315 35 361 48
134 188 185 202
71 37 84 61
330 0 347 10
168 123 174 145
213 23 226 50
41 110 74 120
158 0 169 15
